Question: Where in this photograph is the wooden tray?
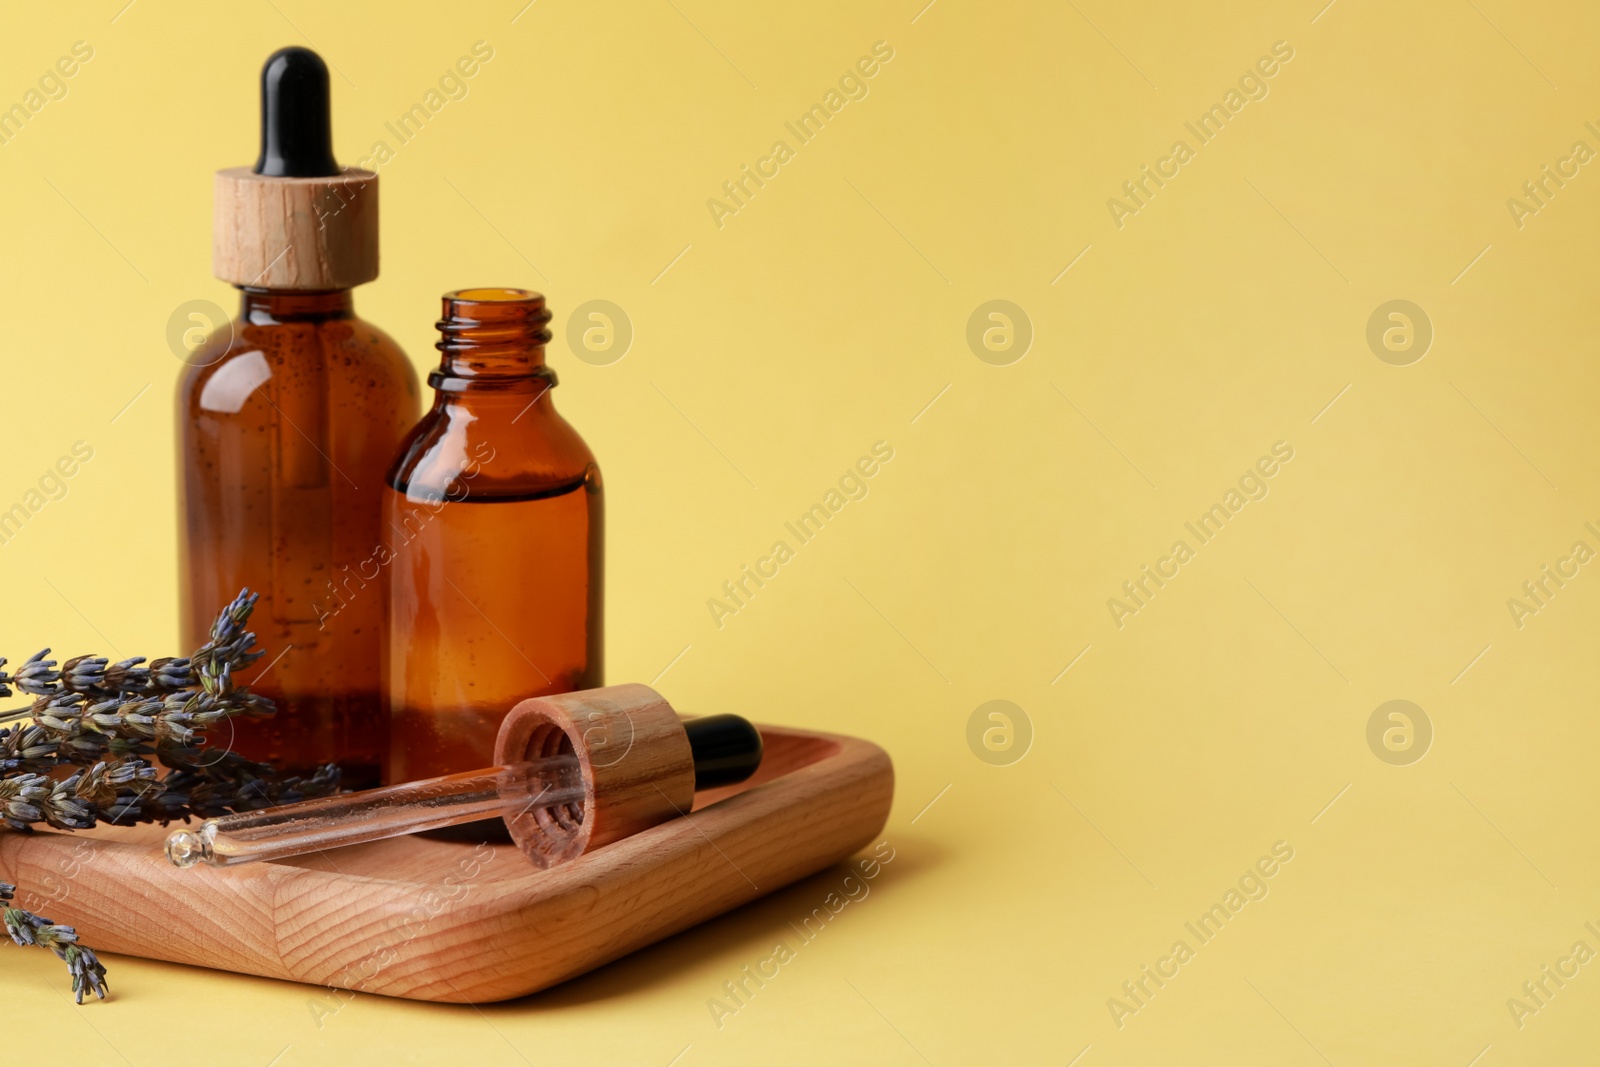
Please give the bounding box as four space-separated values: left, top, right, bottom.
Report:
0 725 893 1002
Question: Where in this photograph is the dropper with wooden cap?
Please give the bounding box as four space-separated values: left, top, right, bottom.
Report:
213 46 377 289
164 685 764 870
177 46 420 789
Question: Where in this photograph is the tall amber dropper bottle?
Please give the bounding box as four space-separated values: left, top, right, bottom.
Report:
383 289 602 787
177 47 420 788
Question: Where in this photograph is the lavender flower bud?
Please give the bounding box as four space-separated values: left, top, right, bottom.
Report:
64 943 108 1002
14 651 59 696
148 657 193 689
61 656 108 693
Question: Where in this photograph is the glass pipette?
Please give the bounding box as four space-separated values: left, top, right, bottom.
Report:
165 713 762 869
165 757 584 868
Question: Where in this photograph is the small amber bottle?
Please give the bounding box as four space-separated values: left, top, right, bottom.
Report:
177 48 419 787
382 288 603 784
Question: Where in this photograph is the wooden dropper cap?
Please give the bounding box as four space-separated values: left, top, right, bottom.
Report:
213 47 378 291
493 684 765 868
495 684 695 867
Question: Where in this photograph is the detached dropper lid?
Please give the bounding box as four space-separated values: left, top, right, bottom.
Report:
213 46 379 290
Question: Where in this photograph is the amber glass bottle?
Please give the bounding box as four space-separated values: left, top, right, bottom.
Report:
178 47 418 787
178 291 419 786
383 289 603 784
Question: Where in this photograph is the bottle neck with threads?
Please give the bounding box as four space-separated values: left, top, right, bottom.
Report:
429 289 556 403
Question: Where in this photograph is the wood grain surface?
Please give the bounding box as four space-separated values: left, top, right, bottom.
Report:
212 165 379 289
0 726 893 1002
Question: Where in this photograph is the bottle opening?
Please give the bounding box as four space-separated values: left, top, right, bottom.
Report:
449 287 540 303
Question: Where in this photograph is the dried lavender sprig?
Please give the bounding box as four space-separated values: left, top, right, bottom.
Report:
0 744 341 832
0 758 161 831
0 590 277 773
0 882 107 1003
0 589 261 707
103 760 342 825
0 585 334 831
0 590 342 1004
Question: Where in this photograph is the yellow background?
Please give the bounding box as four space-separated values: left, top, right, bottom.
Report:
2 0 1598 1062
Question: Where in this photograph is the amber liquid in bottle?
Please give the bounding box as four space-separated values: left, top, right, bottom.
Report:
383 288 603 788
178 290 420 788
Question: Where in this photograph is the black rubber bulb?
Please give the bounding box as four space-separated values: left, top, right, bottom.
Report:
254 46 340 178
683 715 764 789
